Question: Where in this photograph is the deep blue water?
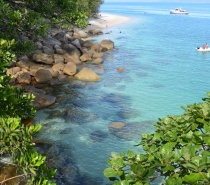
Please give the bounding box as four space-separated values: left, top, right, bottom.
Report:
35 2 210 185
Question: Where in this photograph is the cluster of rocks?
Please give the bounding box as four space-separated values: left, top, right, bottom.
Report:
7 28 115 109
8 29 114 84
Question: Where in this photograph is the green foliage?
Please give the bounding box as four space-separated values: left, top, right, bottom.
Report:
13 40 36 55
104 93 210 185
0 0 103 54
0 39 15 75
0 38 35 119
0 0 103 37
0 39 56 184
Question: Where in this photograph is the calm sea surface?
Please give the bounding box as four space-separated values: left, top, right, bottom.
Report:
35 2 210 185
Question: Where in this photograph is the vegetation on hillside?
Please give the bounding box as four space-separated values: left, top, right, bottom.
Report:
0 0 103 54
0 0 103 184
104 93 210 184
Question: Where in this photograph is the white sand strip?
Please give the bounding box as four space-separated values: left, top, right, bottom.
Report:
86 13 130 30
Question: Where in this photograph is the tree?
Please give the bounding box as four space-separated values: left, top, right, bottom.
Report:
104 93 210 185
0 0 103 55
0 39 56 185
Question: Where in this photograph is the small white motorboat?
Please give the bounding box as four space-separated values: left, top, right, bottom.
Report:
170 8 188 15
196 47 210 52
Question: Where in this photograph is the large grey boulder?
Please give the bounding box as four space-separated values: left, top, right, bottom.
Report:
54 45 65 55
74 67 100 82
53 31 68 43
42 37 61 47
33 53 54 65
71 39 83 51
63 44 80 54
35 69 52 83
43 46 54 54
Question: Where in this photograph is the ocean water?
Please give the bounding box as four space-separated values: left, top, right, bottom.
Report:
35 2 210 185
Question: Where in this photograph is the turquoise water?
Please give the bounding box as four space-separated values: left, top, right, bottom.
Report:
35 2 210 185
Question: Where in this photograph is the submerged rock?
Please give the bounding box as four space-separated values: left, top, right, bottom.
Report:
64 108 96 124
89 130 108 142
108 121 155 141
33 92 56 109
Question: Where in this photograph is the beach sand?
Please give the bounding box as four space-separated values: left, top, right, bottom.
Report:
85 13 130 31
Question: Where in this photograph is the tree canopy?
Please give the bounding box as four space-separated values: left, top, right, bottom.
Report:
0 0 103 54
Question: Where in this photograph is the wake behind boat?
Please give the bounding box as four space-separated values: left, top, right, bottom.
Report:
170 8 188 15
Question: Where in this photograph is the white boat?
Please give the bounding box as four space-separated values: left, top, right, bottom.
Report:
170 8 188 15
196 47 210 52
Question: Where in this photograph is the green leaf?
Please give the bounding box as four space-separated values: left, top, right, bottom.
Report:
104 168 120 177
118 180 130 185
162 165 175 172
29 168 37 176
183 173 204 183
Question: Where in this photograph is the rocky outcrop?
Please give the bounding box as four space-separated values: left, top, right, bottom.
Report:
6 28 115 108
8 29 114 85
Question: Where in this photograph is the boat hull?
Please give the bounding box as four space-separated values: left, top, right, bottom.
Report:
196 47 210 52
170 11 188 15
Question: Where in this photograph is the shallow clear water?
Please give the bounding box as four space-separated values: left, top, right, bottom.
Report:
35 2 210 185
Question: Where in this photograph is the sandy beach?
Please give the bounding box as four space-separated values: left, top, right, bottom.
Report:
85 13 130 30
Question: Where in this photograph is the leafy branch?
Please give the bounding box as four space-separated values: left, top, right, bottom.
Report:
104 93 210 185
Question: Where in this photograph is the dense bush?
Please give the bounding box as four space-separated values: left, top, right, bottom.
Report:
104 93 210 185
0 39 56 185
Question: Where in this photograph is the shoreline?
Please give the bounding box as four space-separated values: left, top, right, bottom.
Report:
84 13 131 31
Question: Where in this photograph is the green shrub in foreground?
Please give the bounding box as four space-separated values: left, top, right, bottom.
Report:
0 38 56 184
104 93 210 185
